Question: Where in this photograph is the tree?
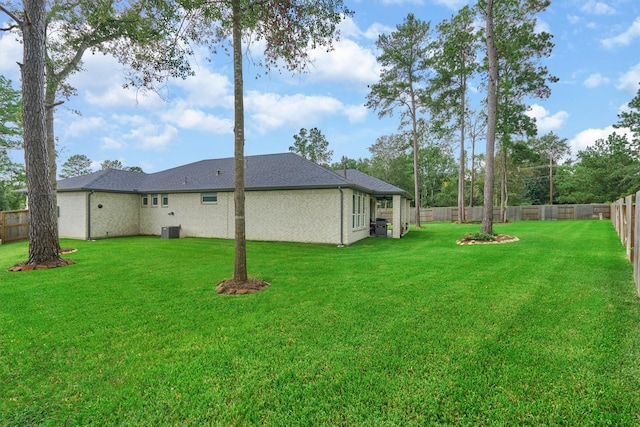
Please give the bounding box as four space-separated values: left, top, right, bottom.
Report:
187 0 351 289
481 0 498 235
1 0 70 268
0 75 22 150
126 166 144 173
2 0 194 217
430 5 480 223
466 109 487 207
492 0 556 221
530 132 570 204
615 87 640 147
59 154 92 178
557 133 639 203
101 159 124 170
367 133 414 200
0 75 24 210
478 0 555 231
289 127 334 166
0 161 26 211
366 14 433 228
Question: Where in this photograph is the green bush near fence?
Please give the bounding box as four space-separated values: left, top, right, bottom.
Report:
1 221 639 425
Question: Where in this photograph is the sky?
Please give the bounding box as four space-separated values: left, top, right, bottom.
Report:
1 0 639 176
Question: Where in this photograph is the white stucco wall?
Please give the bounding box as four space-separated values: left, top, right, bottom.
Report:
59 188 379 245
139 192 233 238
245 188 343 244
89 192 140 238
58 192 88 239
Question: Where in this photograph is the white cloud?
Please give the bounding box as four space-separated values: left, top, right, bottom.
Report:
246 91 345 130
581 1 616 15
85 84 164 109
174 67 233 109
536 19 551 34
0 32 22 80
567 15 581 25
434 0 468 9
101 137 127 150
526 104 569 133
569 125 633 156
380 0 424 5
616 63 640 93
161 102 234 134
124 124 178 150
64 116 106 137
344 105 368 123
583 73 611 88
308 38 380 84
602 17 640 49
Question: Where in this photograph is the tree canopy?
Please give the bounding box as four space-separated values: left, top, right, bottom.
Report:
289 127 333 166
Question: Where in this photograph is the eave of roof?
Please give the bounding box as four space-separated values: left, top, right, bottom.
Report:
55 153 411 198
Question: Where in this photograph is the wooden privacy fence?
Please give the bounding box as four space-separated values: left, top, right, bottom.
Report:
611 195 639 295
1 210 29 244
378 204 611 224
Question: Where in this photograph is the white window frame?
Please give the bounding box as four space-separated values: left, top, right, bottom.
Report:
352 191 367 230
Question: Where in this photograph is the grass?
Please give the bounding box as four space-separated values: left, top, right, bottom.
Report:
1 220 639 425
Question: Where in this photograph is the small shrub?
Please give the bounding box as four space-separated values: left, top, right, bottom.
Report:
463 232 496 241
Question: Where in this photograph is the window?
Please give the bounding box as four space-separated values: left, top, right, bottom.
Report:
142 195 149 207
151 194 159 207
352 191 367 230
161 193 169 207
201 192 218 204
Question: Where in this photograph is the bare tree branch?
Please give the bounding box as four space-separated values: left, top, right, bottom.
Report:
0 4 23 28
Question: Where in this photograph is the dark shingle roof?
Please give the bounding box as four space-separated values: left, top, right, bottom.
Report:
56 152 409 197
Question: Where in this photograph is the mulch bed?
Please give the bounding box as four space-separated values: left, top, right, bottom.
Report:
7 248 77 272
456 235 520 245
216 278 270 295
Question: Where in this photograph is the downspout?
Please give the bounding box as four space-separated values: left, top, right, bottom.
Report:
338 187 344 247
87 191 94 240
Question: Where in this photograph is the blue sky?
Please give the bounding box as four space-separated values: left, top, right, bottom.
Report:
1 0 639 175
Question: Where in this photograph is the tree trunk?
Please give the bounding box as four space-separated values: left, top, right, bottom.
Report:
232 0 247 282
549 153 553 205
44 74 61 250
482 0 497 235
21 0 62 265
500 147 507 223
411 91 421 228
457 83 466 224
469 133 475 208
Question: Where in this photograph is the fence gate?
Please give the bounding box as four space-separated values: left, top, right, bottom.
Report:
1 210 29 244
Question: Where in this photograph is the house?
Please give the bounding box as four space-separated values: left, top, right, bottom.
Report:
55 152 412 246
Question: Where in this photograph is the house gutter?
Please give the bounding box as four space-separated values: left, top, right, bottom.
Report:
87 190 94 240
338 187 344 247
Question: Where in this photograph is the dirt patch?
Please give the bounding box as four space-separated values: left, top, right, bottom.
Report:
456 234 519 245
216 278 270 295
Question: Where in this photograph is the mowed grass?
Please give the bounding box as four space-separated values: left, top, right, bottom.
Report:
1 221 639 425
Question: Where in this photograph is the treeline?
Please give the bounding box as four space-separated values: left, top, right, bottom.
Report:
329 88 639 208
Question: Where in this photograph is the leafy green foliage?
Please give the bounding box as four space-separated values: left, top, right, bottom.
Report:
59 154 93 178
462 231 496 241
289 127 333 166
557 133 639 203
100 159 124 170
1 221 639 424
0 75 21 150
615 88 640 148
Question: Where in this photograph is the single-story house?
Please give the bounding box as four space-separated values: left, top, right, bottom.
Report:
55 152 412 246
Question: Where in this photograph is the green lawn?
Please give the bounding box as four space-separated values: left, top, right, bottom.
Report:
1 221 639 425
